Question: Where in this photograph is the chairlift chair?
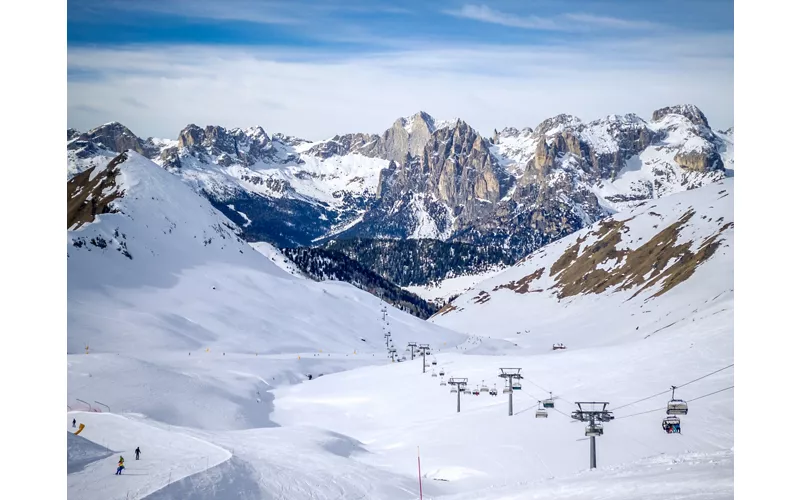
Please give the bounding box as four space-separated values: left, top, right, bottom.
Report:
431 358 438 366
512 382 522 391
439 370 445 377
535 408 548 418
440 379 447 386
662 415 681 433
666 386 689 415
667 399 688 415
503 386 511 394
473 387 480 396
480 381 489 393
543 392 555 408
450 386 457 393
585 424 603 437
431 371 437 377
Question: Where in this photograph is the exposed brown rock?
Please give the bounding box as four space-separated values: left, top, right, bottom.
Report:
494 267 545 293
544 209 729 300
67 152 126 229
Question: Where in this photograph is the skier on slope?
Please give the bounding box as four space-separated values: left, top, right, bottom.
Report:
135 447 141 460
72 418 76 428
115 457 125 475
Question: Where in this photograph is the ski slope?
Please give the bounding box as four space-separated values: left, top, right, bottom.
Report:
67 150 733 499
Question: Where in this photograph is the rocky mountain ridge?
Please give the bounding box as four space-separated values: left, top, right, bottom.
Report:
67 104 733 272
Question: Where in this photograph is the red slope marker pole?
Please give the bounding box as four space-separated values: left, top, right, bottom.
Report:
418 446 423 500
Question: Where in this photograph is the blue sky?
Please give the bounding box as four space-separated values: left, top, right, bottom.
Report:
67 0 734 139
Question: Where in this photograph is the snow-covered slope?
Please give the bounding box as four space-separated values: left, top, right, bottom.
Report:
431 177 733 346
68 151 465 429
66 139 733 499
268 180 733 497
249 240 307 277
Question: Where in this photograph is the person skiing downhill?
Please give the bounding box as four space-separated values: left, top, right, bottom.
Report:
72 418 76 428
115 457 125 475
135 447 141 460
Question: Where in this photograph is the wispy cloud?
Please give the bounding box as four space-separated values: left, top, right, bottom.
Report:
120 96 149 109
67 33 733 140
445 4 661 32
78 0 305 25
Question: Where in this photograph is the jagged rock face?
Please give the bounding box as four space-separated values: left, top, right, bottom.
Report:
306 132 378 159
159 146 181 170
523 114 655 182
175 124 297 166
68 128 80 141
368 119 511 239
305 111 441 164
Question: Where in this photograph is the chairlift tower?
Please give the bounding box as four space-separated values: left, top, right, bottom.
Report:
448 377 469 413
388 347 397 362
384 332 391 348
419 343 431 373
498 368 523 416
407 342 417 360
571 402 614 470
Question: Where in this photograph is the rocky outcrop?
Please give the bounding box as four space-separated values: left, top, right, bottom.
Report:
652 104 710 129
69 122 151 157
175 124 300 166
305 111 442 163
674 149 723 173
306 132 378 159
67 151 126 229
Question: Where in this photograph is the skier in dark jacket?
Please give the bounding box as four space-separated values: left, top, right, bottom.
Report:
72 418 76 428
135 447 141 460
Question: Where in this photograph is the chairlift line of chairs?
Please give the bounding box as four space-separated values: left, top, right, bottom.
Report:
663 386 687 433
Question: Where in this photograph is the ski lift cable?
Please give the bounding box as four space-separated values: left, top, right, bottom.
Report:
685 385 734 403
675 364 734 389
614 385 734 420
610 364 733 411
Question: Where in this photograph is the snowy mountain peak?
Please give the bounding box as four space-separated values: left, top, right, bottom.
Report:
652 104 710 129
398 111 436 133
533 113 583 137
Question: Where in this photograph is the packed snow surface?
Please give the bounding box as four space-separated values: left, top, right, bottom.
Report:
67 152 733 499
